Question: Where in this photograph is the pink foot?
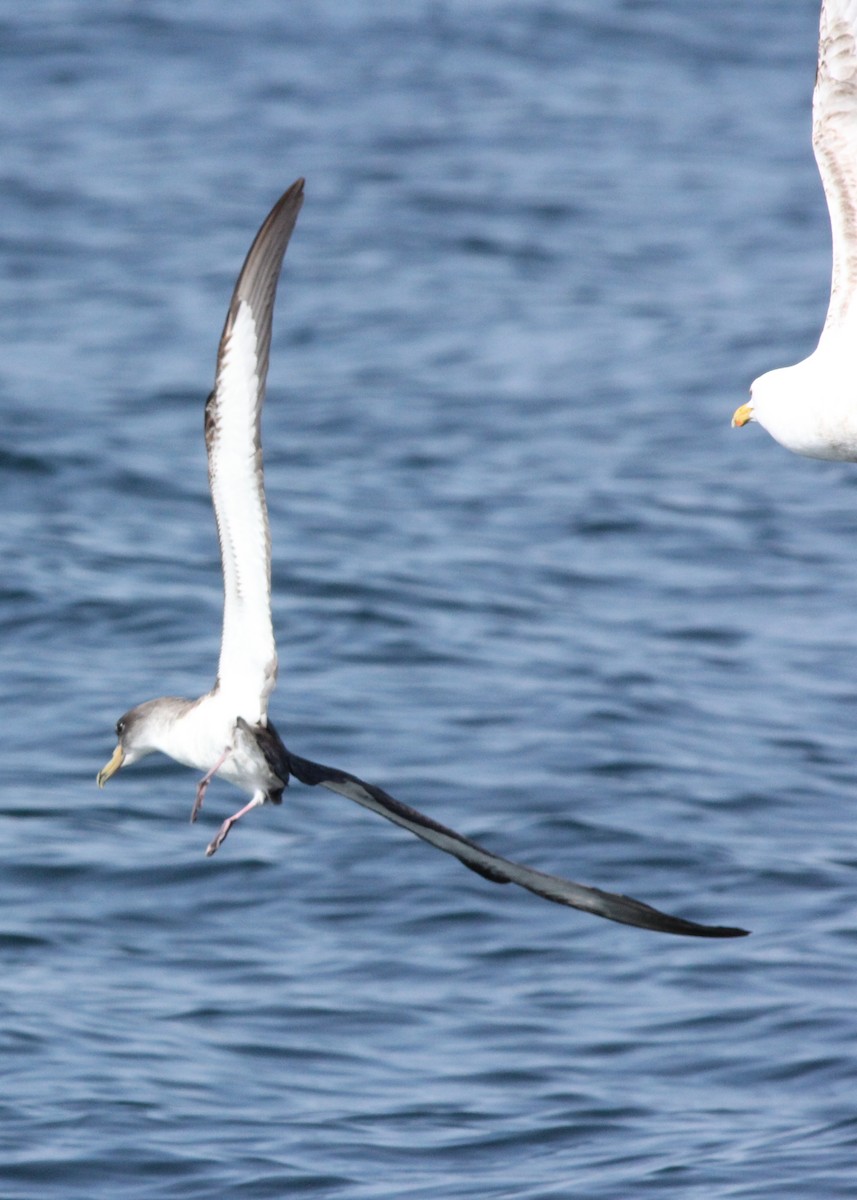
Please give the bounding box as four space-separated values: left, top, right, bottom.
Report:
205 817 235 856
191 779 209 824
204 794 264 857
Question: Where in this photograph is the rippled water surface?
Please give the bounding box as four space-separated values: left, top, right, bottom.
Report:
3 1 856 1196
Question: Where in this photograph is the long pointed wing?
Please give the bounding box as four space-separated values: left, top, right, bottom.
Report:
205 180 305 722
285 751 748 938
814 0 857 335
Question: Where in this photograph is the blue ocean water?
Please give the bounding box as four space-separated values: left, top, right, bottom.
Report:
2 0 856 1195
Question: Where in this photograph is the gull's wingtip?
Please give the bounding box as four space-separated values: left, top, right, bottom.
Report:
689 923 750 939
259 178 304 230
591 887 750 938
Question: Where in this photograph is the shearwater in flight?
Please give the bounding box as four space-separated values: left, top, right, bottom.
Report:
733 0 857 458
98 179 747 937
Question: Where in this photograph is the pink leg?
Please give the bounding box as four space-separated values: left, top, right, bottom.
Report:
190 745 233 823
205 794 264 857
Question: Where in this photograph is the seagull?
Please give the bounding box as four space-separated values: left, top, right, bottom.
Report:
97 179 747 938
733 0 857 458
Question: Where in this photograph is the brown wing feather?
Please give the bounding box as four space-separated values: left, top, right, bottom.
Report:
282 745 749 938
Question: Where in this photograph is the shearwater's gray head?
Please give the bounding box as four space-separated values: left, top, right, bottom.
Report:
97 697 191 786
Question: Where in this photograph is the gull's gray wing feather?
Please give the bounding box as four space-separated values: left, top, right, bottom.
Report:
815 0 857 334
205 180 305 722
285 751 749 938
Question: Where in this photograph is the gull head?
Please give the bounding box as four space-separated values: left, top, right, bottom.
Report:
97 697 188 786
733 352 857 462
733 365 801 441
732 365 803 451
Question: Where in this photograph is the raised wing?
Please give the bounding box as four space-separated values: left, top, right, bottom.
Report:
285 751 749 938
815 0 857 335
205 180 305 722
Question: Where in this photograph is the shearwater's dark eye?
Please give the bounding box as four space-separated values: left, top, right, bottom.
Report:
116 719 125 737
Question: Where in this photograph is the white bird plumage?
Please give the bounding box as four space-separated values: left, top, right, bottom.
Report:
734 0 857 458
97 181 747 938
209 299 277 726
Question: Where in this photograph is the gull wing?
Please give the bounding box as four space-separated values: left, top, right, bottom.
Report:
205 180 305 722
815 0 857 335
285 751 749 938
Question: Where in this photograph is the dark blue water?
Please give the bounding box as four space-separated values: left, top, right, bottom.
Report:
2 0 855 1195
